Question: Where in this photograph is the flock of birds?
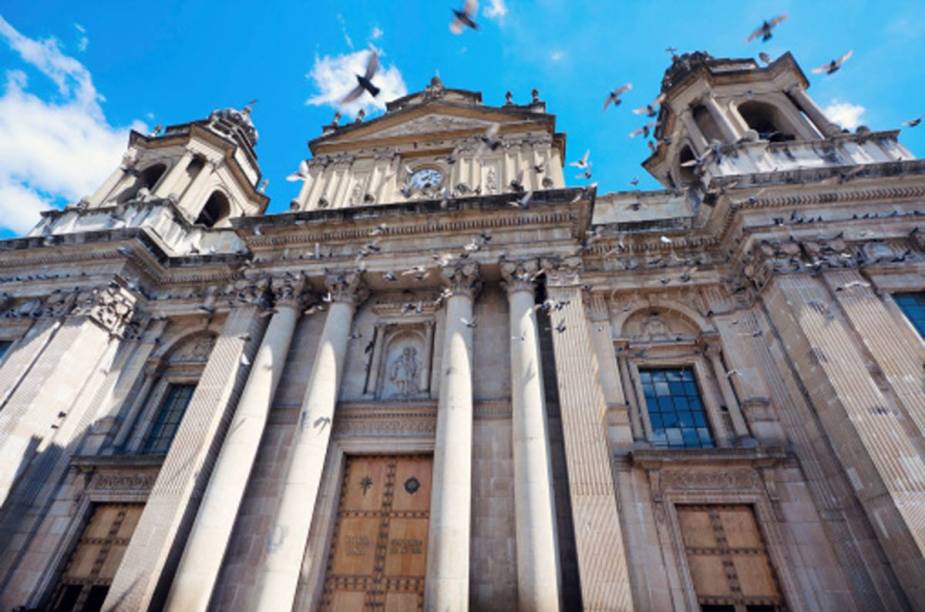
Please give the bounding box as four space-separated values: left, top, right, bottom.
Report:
286 7 923 205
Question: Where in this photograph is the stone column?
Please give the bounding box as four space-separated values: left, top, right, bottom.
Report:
501 260 562 611
155 150 194 199
251 270 365 611
425 262 480 611
704 344 751 442
680 110 709 150
181 158 219 211
541 257 634 611
788 86 843 138
167 275 307 612
703 95 739 143
104 277 270 611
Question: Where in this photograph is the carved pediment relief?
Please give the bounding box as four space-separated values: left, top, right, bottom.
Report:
371 113 498 139
623 309 699 340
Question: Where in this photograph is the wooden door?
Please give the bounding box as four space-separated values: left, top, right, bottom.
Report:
48 503 144 612
677 504 786 612
322 455 432 611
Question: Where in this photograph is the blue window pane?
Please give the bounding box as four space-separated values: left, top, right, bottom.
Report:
896 293 925 339
0 340 11 362
640 366 714 449
142 383 197 454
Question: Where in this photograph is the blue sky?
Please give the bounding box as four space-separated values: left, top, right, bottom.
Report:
1 0 924 238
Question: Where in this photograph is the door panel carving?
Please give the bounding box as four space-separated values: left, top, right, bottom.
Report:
322 455 432 611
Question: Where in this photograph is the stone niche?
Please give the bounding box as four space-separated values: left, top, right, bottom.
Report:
364 320 435 401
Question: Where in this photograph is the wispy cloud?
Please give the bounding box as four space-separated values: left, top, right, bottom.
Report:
483 0 508 21
824 100 866 130
549 49 565 62
73 22 88 52
0 16 143 234
305 47 407 119
336 13 353 49
370 25 383 40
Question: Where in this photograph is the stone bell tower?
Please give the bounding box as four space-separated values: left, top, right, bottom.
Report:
28 105 269 255
643 51 913 190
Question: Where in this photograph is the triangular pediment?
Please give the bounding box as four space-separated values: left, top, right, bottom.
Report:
313 102 552 152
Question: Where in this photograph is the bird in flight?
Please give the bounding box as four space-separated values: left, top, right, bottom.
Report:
811 50 853 75
904 115 923 128
758 52 772 65
629 122 657 139
341 49 380 104
570 149 591 170
746 15 787 43
632 93 666 118
603 83 633 110
450 0 479 34
286 160 310 182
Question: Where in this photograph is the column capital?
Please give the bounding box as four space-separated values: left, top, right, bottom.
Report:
72 284 137 337
325 269 368 305
271 273 309 309
440 261 481 299
499 258 541 296
540 255 583 287
227 274 272 307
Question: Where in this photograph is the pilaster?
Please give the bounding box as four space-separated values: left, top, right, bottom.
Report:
104 279 269 611
541 257 634 610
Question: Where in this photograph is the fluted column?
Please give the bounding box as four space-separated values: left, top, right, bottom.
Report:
541 257 634 611
252 270 366 611
501 259 562 612
167 274 307 612
425 262 479 611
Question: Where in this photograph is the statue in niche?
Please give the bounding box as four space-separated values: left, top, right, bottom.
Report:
485 167 498 193
388 346 419 397
642 314 671 338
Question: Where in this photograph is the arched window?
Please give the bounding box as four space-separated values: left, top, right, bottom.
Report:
737 101 795 142
691 104 724 143
115 163 167 203
677 145 697 186
196 190 231 227
125 333 214 455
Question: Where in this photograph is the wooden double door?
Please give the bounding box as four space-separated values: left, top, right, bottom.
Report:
322 454 433 611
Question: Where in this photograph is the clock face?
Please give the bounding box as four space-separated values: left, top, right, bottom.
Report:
409 168 444 191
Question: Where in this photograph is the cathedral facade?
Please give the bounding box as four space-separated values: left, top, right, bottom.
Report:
0 51 924 611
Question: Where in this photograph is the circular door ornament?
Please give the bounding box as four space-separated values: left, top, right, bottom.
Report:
404 477 421 495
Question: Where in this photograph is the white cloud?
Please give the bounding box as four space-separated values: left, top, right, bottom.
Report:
824 100 866 130
305 48 407 119
370 25 383 40
483 0 508 20
73 23 88 52
0 16 142 234
549 50 564 62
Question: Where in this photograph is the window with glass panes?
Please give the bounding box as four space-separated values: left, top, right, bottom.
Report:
895 292 925 339
142 383 196 454
639 367 714 449
0 340 11 362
